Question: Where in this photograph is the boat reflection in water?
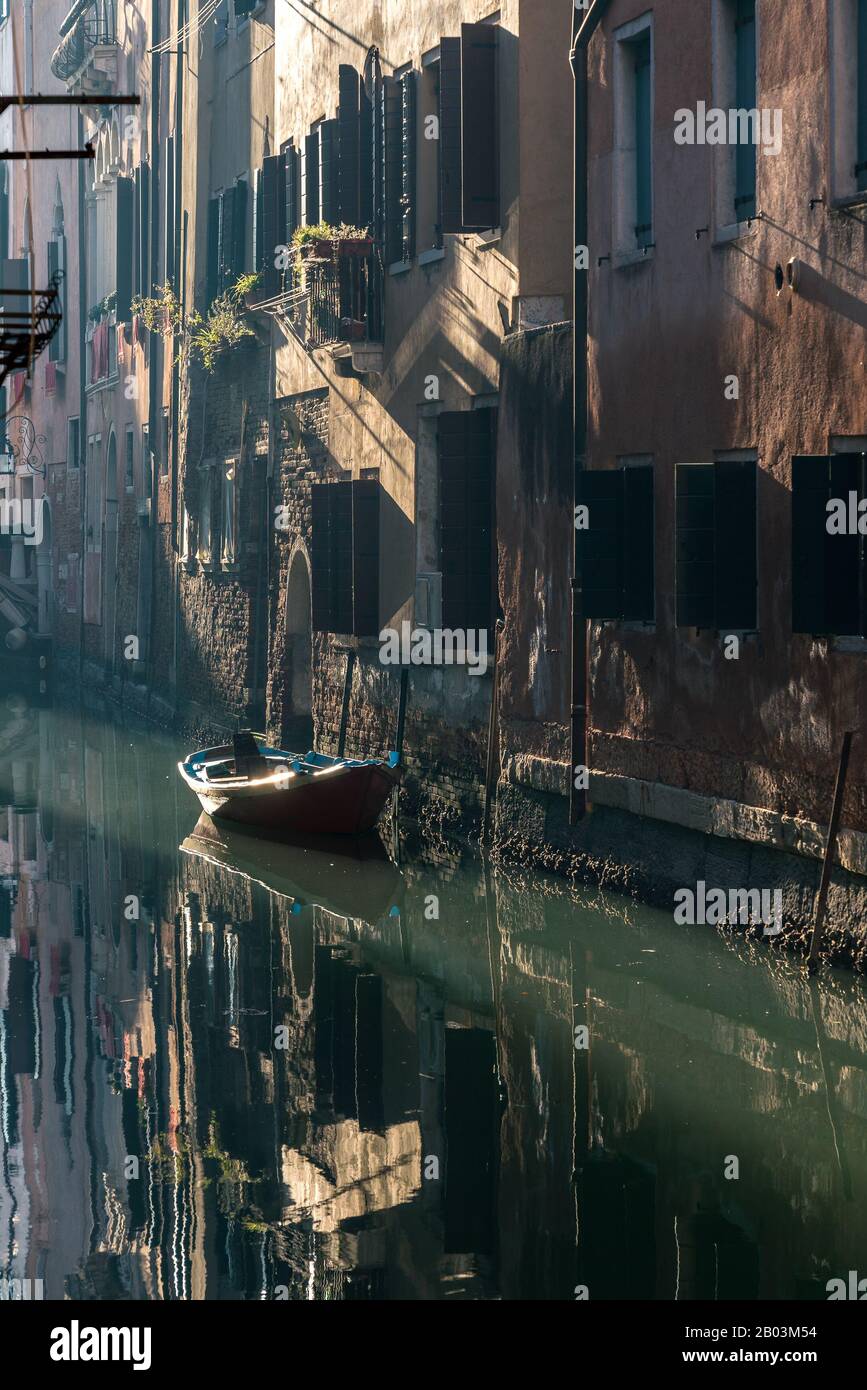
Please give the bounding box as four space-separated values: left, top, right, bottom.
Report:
2 703 867 1300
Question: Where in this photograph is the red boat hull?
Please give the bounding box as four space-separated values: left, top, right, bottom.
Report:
196 761 398 835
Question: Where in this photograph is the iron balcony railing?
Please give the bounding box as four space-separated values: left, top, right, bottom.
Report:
51 0 117 85
260 243 383 352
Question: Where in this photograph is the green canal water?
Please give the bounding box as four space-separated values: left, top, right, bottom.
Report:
1 699 866 1300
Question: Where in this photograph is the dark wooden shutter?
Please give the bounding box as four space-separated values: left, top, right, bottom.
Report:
381 76 403 265
163 136 175 286
829 454 861 635
461 23 499 230
338 65 361 227
139 162 150 297
253 168 264 272
217 186 235 292
303 130 320 226
359 82 373 229
675 463 715 627
439 410 495 631
206 195 220 306
400 71 417 261
284 143 299 242
439 36 463 234
231 177 248 277
116 174 134 320
311 481 353 634
622 466 655 621
320 118 339 226
352 479 380 636
714 459 757 630
132 168 141 297
576 470 624 620
48 235 67 362
261 154 284 296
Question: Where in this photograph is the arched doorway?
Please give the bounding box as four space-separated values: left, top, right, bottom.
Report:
103 432 118 669
283 548 313 750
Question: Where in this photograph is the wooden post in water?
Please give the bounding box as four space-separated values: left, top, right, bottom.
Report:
336 649 355 758
807 730 855 975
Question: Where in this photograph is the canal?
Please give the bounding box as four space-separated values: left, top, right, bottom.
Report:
1 698 866 1300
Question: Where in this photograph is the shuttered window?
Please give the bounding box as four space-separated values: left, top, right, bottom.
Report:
319 118 339 225
461 23 499 231
253 168 264 274
283 143 300 244
261 153 284 297
734 0 757 220
792 453 867 636
401 72 417 261
634 35 653 248
439 37 463 234
311 479 380 636
360 81 374 229
575 465 655 621
206 181 247 304
206 196 220 306
47 235 67 362
858 0 867 186
438 410 496 631
338 65 361 226
303 129 320 226
115 175 134 321
382 76 403 264
163 135 175 287
137 162 150 299
675 460 757 629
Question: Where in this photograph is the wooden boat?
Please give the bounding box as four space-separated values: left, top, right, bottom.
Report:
177 730 402 835
180 813 404 924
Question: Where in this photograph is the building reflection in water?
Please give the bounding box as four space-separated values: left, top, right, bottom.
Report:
1 699 866 1300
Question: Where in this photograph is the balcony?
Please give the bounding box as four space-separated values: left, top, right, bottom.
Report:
262 242 384 374
51 0 118 92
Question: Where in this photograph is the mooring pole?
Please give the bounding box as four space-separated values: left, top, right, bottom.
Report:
807 730 855 975
336 649 355 758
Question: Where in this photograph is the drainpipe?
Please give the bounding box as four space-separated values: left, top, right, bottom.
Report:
568 0 609 825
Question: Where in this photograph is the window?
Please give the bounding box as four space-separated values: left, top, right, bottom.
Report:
206 180 248 306
141 424 150 489
439 24 499 234
675 458 757 630
438 410 496 631
613 16 654 256
575 461 655 622
712 1 757 227
420 55 444 252
221 460 238 566
160 410 169 479
792 452 867 635
214 0 228 45
197 467 214 565
831 1 867 199
338 66 361 226
47 230 67 363
124 427 134 491
303 128 320 226
67 417 80 471
310 479 380 635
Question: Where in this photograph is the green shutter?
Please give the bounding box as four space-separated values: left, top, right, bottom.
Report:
382 76 403 265
303 130 320 226
115 174 134 321
163 136 175 287
311 481 353 634
622 466 655 621
231 177 248 278
261 154 284 297
206 195 220 307
319 118 339 226
439 36 463 234
576 470 624 620
217 185 235 292
359 82 373 229
139 162 150 297
634 34 652 248
461 23 499 231
401 72 417 261
284 144 299 243
338 65 361 226
675 463 715 627
714 459 757 630
253 168 264 273
734 0 756 220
